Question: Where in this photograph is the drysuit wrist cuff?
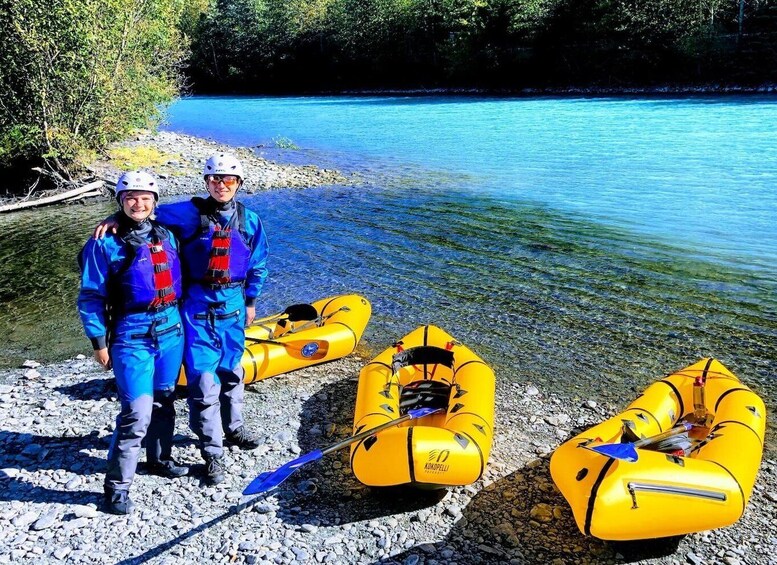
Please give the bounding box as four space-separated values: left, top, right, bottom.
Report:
90 336 107 350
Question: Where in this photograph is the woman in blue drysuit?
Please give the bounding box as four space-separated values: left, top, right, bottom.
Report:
78 171 187 515
94 154 270 486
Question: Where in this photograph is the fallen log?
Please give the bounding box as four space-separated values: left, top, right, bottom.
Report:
64 189 103 202
0 180 104 213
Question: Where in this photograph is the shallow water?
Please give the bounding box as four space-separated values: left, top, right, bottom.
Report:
2 96 775 437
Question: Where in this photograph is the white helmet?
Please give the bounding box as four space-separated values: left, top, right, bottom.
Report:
203 153 244 180
115 170 159 202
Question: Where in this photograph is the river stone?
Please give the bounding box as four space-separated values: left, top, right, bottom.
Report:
529 503 554 523
65 476 82 490
687 551 703 565
62 517 89 531
545 414 570 426
31 511 58 531
21 444 42 456
13 511 39 527
73 506 98 518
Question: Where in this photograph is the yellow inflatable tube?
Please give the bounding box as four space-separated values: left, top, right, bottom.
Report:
350 325 495 488
550 358 766 540
178 294 371 385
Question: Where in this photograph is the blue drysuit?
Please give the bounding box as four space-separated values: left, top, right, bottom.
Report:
156 197 269 459
78 218 184 494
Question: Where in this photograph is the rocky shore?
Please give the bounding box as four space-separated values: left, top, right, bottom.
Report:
0 130 350 212
85 130 350 199
0 355 774 565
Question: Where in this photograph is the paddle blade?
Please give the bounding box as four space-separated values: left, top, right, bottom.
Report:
243 450 324 495
585 442 639 462
242 472 272 495
406 406 443 419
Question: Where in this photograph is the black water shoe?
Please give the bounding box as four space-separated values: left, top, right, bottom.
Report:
146 459 188 478
104 489 134 515
204 455 225 485
224 426 261 450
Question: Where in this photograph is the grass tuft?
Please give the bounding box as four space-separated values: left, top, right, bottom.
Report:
107 146 180 170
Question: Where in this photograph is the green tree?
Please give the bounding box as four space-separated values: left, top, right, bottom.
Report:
189 0 279 87
0 0 186 181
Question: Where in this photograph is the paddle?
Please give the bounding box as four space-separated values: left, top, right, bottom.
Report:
245 336 329 360
242 406 442 495
584 422 695 463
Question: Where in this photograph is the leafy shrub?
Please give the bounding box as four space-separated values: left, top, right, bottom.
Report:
0 0 187 181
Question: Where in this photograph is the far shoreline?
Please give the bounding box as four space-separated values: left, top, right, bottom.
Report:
186 82 777 98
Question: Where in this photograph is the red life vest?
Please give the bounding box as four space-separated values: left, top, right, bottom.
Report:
183 198 251 288
115 224 183 313
148 241 179 308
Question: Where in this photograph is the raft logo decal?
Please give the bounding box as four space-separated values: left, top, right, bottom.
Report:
301 342 320 358
424 449 450 474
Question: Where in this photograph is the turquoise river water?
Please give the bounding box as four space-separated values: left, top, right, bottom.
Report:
1 95 775 445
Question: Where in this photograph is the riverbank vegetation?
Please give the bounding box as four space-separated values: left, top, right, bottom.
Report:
187 0 777 91
0 0 186 190
2 0 775 192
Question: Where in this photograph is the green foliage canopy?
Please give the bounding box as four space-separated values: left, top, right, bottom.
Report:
0 0 186 178
185 0 776 91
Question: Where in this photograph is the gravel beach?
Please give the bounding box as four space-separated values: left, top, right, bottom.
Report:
0 131 774 564
0 354 774 565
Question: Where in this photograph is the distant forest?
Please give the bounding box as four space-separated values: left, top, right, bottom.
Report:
185 0 777 91
2 0 775 184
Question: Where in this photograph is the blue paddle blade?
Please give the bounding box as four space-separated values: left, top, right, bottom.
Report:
586 442 639 462
243 450 324 495
406 406 441 419
242 472 272 496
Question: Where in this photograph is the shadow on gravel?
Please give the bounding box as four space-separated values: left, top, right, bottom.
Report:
55 377 116 401
0 430 106 505
609 537 684 563
0 479 103 508
112 495 271 565
374 456 682 564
